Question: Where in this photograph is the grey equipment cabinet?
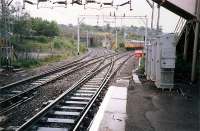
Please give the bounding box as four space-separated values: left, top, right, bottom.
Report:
155 33 176 90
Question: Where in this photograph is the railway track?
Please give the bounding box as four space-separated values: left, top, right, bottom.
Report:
0 53 116 115
16 53 131 131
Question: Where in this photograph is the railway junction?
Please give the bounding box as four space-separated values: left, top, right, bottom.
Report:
0 0 199 131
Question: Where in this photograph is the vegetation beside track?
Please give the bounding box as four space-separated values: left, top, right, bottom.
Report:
139 56 145 73
12 37 87 68
1 15 87 69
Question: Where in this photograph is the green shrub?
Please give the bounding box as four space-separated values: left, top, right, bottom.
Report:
13 59 40 68
80 44 87 53
22 36 49 43
139 57 145 73
36 36 49 43
53 39 64 49
119 42 124 48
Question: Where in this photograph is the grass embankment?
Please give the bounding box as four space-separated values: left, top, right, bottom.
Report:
12 36 87 68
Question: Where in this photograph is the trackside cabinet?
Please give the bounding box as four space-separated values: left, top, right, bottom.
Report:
155 33 176 90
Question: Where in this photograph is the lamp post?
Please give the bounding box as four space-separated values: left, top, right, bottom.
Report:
114 14 118 49
156 4 160 34
77 17 85 55
145 0 154 30
86 30 89 50
145 15 148 46
77 18 80 55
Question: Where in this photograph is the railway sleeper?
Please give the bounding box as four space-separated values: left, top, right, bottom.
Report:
55 105 84 110
80 87 98 91
82 85 99 88
76 90 96 93
65 101 88 105
72 93 94 97
53 106 83 112
39 117 75 124
69 96 91 101
34 127 70 131
46 111 80 118
34 121 73 131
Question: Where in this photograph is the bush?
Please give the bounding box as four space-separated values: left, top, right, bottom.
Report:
36 36 49 43
139 57 145 73
53 39 64 49
13 59 40 68
80 44 87 53
119 42 124 48
25 36 49 43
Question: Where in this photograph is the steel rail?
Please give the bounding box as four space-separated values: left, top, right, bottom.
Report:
16 53 128 131
73 55 131 131
0 58 103 114
0 53 89 91
16 58 109 131
0 53 119 114
0 52 115 91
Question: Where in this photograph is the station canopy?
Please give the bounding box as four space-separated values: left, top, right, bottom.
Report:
152 0 197 19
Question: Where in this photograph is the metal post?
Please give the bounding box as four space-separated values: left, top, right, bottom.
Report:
151 2 154 30
77 18 80 55
115 16 117 49
115 29 118 49
191 0 200 82
145 16 148 46
157 4 160 34
183 24 189 61
86 30 89 49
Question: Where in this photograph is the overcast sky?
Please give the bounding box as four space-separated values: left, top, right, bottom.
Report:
21 0 180 33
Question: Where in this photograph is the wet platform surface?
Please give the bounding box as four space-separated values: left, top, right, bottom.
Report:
90 71 198 131
90 78 129 131
126 71 199 131
89 56 198 131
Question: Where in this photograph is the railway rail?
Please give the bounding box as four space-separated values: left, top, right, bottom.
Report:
0 53 116 115
16 53 131 131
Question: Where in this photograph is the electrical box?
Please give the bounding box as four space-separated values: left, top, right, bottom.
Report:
155 33 176 89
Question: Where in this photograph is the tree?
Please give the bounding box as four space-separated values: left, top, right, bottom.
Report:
13 12 31 37
31 18 59 37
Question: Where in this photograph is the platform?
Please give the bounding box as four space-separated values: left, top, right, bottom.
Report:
89 78 129 131
90 69 199 131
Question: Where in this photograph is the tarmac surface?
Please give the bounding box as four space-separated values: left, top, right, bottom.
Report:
126 72 199 131
128 69 199 130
